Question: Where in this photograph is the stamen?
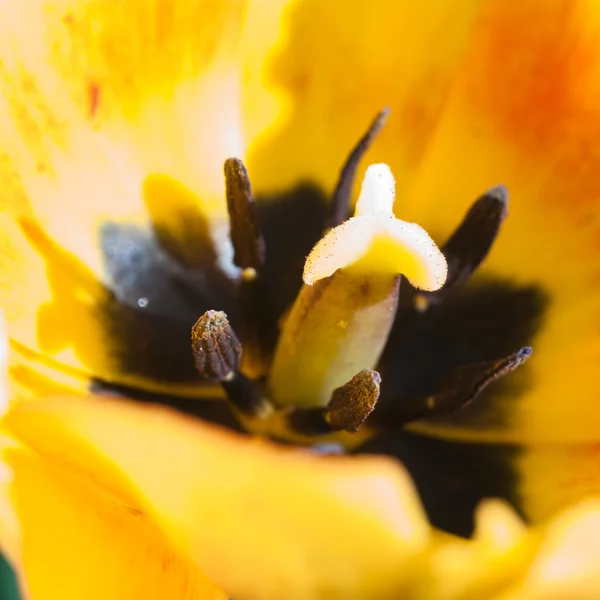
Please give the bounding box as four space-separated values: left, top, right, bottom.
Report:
191 310 270 417
191 310 241 380
288 369 381 435
329 107 390 228
416 185 508 308
327 369 381 433
224 158 275 378
424 346 532 417
372 347 532 427
224 158 265 270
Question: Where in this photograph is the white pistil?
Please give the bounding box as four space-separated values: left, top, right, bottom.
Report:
303 163 447 290
269 163 448 410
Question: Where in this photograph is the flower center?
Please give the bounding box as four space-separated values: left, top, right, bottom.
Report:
191 109 532 445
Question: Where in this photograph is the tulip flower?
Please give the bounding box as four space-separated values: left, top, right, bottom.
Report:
1 0 600 598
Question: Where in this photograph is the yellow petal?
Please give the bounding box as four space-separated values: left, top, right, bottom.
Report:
423 500 535 600
3 301 226 600
516 443 600 524
247 0 483 203
384 0 600 445
0 0 246 394
0 435 225 600
3 395 431 600
497 500 600 600
473 499 526 554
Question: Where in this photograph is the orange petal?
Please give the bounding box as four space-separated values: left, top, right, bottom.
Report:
397 0 600 444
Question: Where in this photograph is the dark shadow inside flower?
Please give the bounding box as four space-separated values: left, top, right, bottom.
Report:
142 174 236 299
359 430 522 537
375 277 548 427
255 183 327 319
19 196 235 387
95 179 328 387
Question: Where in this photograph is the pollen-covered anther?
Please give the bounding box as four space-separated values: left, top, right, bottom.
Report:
192 310 271 418
303 163 448 291
224 157 275 379
327 369 381 433
191 310 241 380
287 369 381 436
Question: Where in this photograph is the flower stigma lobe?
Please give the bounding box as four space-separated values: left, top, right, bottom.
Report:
303 163 448 291
355 162 396 215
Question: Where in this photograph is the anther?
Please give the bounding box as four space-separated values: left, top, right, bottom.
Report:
224 158 276 378
327 369 381 432
328 107 390 228
416 185 508 308
288 369 381 435
191 310 270 417
372 347 532 427
224 158 265 270
427 346 532 416
192 310 241 379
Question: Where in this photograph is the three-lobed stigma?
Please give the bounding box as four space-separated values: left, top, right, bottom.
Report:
303 163 448 290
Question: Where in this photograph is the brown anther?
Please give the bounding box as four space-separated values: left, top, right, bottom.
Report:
327 369 381 432
191 310 271 417
427 346 532 416
224 158 275 379
417 185 508 308
287 369 381 436
224 158 265 270
329 107 390 228
372 347 532 427
191 310 241 380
